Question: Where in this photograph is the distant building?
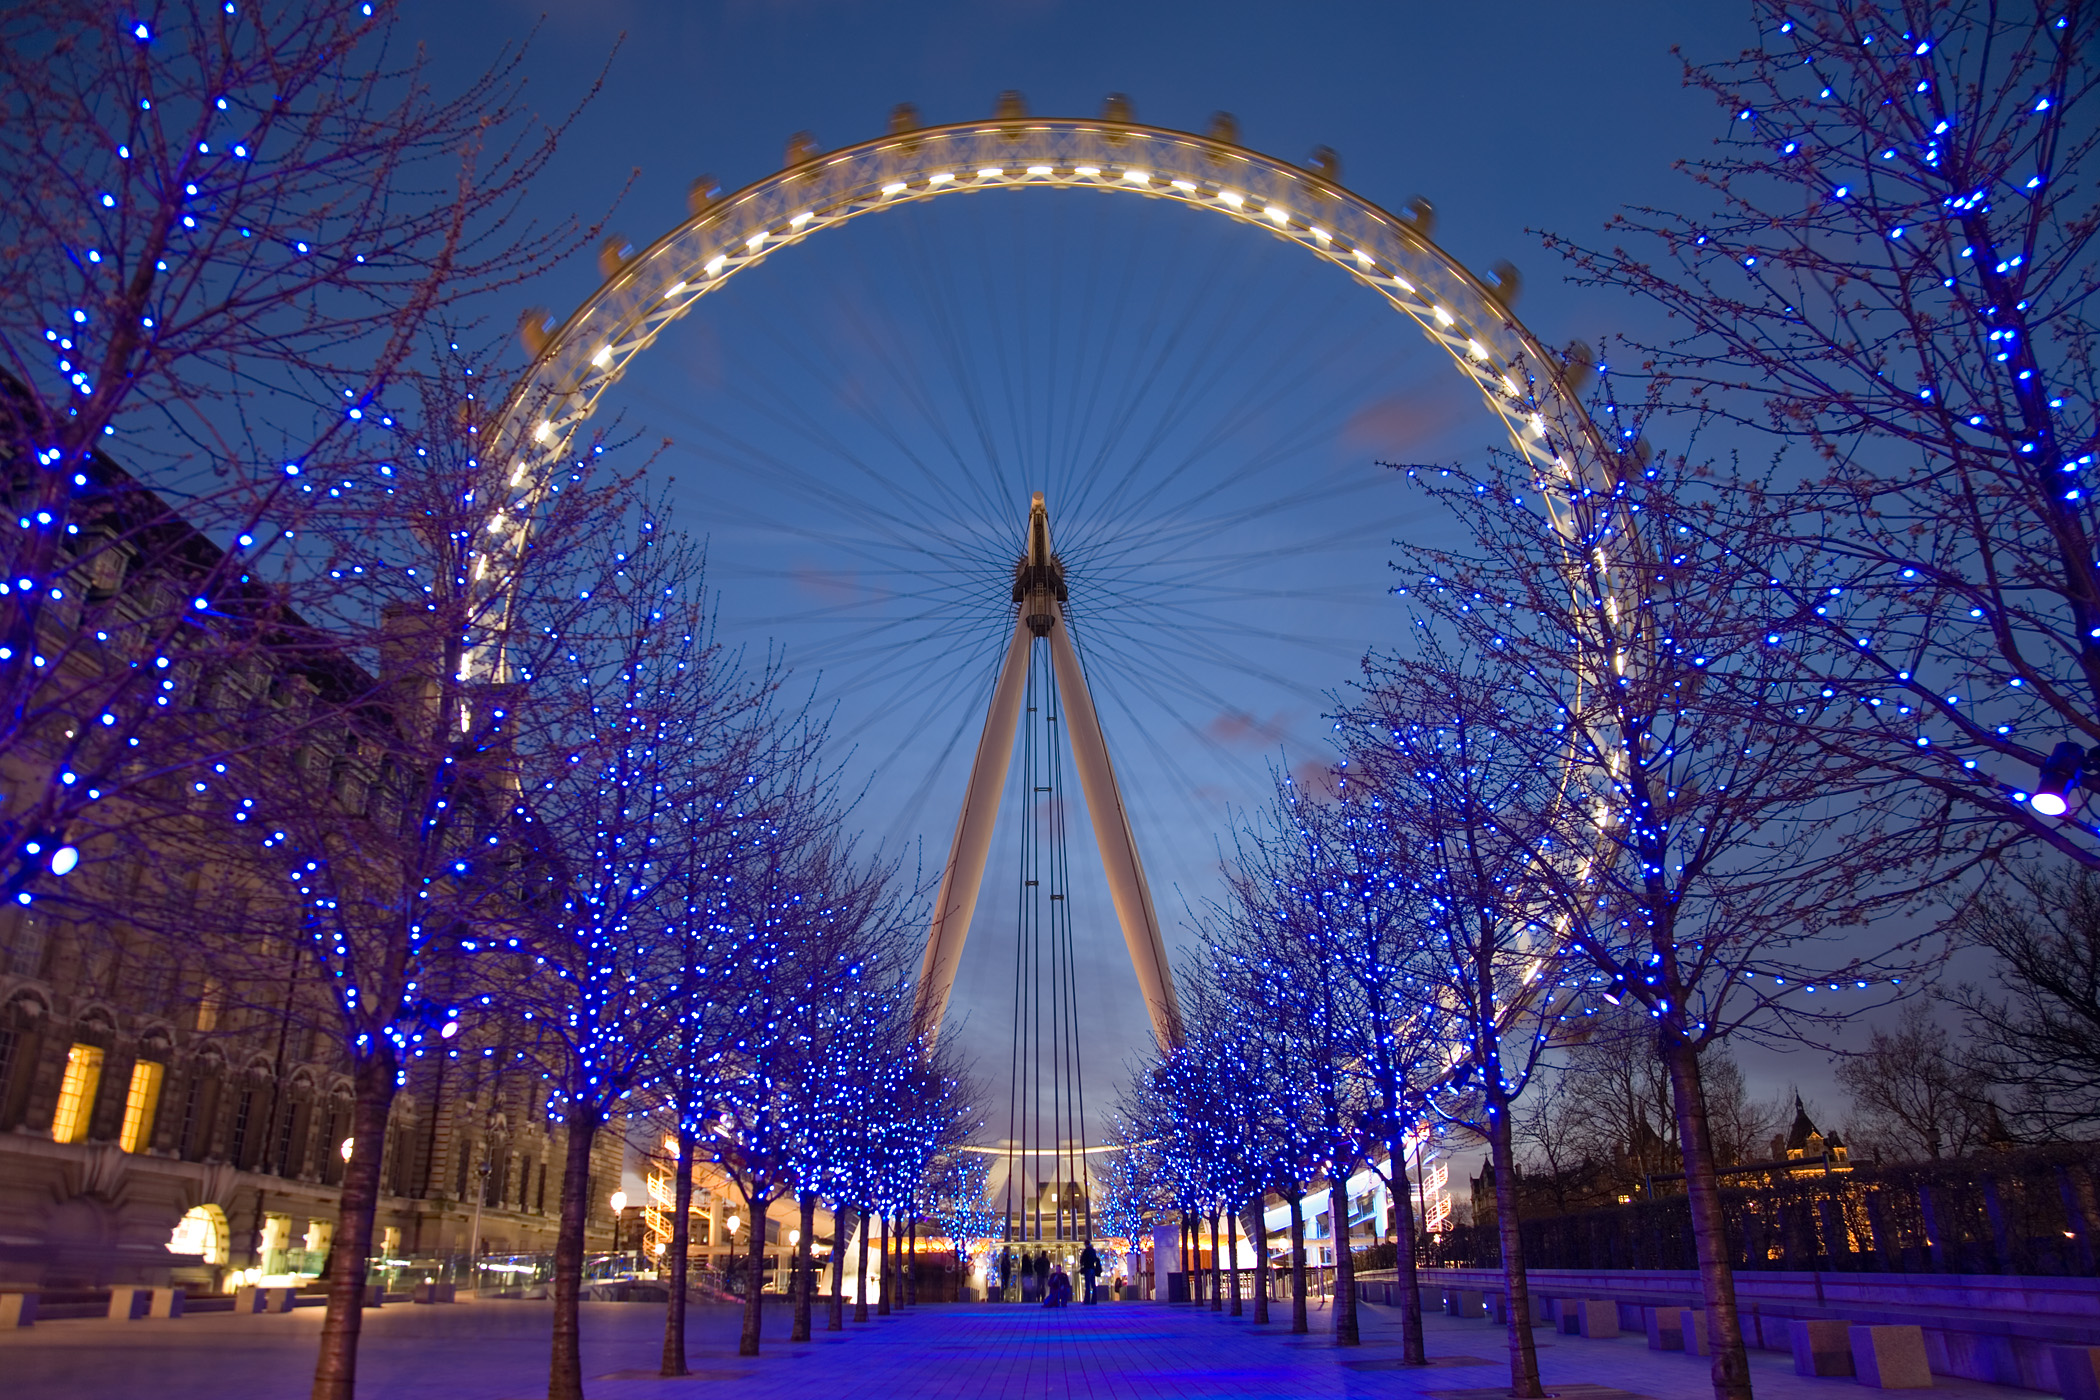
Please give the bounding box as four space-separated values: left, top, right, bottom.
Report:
1770 1095 1850 1171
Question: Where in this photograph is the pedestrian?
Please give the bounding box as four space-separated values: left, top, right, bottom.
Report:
1034 1249 1049 1298
1046 1263 1071 1308
998 1246 1012 1301
1078 1240 1100 1304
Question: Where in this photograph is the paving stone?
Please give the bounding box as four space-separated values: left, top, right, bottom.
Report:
0 1292 2063 1400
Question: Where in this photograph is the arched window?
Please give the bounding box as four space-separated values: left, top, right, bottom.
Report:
177 1051 225 1161
0 993 48 1130
167 1204 229 1266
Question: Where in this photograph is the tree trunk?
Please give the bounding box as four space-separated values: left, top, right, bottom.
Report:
737 1191 769 1357
1288 1189 1308 1334
791 1191 817 1342
1209 1208 1223 1312
1489 1105 1543 1398
877 1211 892 1315
827 1206 851 1331
1386 1128 1427 1365
853 1208 870 1322
1252 1202 1271 1325
309 1047 397 1400
1228 1209 1242 1317
1665 1039 1754 1400
1334 1177 1359 1345
547 1103 603 1400
905 1215 917 1306
660 1130 695 1376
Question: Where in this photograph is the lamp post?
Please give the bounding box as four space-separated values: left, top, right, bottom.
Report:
610 1190 629 1253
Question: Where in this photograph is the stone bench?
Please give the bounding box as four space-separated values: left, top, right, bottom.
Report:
1794 1318 1857 1376
1853 1325 1934 1389
235 1285 297 1314
1445 1288 1485 1319
412 1282 456 1305
0 1291 35 1328
108 1286 184 1320
1648 1306 1693 1351
1560 1299 1619 1339
2055 1347 2100 1400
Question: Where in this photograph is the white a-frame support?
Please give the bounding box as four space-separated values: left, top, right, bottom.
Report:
913 494 1182 1051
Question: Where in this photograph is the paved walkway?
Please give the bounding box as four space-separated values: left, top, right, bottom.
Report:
0 1293 2069 1400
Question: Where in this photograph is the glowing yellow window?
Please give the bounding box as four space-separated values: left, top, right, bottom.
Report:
51 1043 104 1144
119 1060 164 1154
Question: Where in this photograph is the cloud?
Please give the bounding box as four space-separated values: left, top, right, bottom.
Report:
1290 757 1340 800
1205 707 1292 748
1340 382 1476 456
792 567 869 603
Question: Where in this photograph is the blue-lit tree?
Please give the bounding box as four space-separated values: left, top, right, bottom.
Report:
1215 772 1459 1356
1130 945 1325 1330
648 699 828 1371
1337 654 1574 1398
1376 418 1946 1400
1548 0 2100 869
0 0 598 946
165 344 640 1400
923 1149 1003 1286
502 511 800 1398
1208 786 1380 1345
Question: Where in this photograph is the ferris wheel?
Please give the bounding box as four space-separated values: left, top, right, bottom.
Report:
492 95 1608 1233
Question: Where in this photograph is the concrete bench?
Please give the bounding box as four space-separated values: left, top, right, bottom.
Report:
1446 1288 1485 1319
1852 1325 1933 1389
1648 1306 1693 1351
2055 1347 2100 1400
0 1292 35 1328
412 1282 456 1304
1561 1299 1619 1338
108 1286 184 1320
235 1285 297 1314
1794 1319 1857 1377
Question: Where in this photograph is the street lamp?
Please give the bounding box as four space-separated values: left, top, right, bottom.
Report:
610 1191 628 1251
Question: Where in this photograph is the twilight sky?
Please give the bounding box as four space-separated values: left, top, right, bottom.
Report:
391 0 1916 1148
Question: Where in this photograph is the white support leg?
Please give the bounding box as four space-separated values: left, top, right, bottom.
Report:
1047 611 1182 1050
913 614 1034 1038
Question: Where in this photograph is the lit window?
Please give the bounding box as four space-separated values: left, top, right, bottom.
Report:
119 1060 164 1153
51 1043 104 1144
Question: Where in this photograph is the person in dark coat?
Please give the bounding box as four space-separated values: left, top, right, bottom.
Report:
1046 1264 1072 1308
997 1246 1012 1299
1078 1242 1101 1304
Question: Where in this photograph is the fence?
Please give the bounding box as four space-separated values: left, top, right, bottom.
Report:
1413 1146 2098 1277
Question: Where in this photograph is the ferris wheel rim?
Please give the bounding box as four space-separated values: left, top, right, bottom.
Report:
470 113 1613 680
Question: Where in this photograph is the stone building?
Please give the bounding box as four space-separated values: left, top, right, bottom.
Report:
0 447 621 1293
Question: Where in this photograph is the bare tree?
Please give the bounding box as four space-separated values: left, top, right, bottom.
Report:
0 0 603 922
1836 1002 1992 1159
504 518 786 1400
1381 430 1936 1400
1340 657 1570 1399
1945 863 2100 1132
153 345 638 1400
1548 0 2100 867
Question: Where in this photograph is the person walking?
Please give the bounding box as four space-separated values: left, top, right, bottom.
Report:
997 1246 1012 1301
1046 1264 1071 1308
1079 1241 1101 1304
